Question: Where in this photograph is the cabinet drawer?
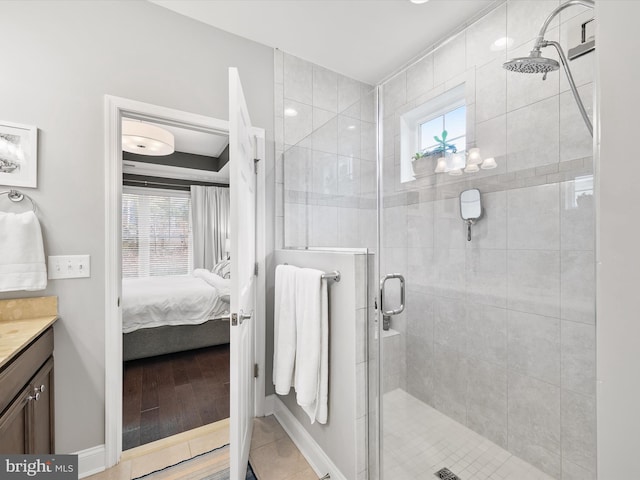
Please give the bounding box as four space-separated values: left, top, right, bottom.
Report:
0 328 53 415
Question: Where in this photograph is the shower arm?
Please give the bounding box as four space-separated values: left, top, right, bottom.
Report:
543 39 593 136
533 0 595 50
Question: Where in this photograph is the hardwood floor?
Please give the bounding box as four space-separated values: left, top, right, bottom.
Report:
123 344 230 450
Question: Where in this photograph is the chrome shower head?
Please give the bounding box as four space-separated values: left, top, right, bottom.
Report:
503 50 560 74
502 0 594 137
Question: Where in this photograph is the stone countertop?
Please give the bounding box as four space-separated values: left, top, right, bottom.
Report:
0 296 58 369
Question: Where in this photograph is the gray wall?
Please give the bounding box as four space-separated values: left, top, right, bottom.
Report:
596 1 640 478
0 0 273 454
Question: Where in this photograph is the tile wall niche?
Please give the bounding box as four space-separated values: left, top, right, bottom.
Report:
380 2 596 480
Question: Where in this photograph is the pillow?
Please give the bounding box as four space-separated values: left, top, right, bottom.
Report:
192 269 231 296
212 259 231 279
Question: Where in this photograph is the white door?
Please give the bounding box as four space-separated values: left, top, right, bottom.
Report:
229 67 257 480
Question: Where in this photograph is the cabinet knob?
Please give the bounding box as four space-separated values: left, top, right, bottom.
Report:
28 392 41 402
34 384 45 394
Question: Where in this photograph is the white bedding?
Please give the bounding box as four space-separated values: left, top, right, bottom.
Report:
122 271 230 333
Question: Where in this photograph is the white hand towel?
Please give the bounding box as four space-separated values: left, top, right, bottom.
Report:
316 277 329 424
273 264 299 395
294 268 329 424
0 211 47 292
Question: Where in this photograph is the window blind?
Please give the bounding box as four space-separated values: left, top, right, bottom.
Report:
122 188 193 278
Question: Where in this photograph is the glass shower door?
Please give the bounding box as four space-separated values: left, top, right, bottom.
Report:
373 3 597 479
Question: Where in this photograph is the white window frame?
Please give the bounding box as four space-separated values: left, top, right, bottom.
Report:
400 83 466 182
121 185 193 278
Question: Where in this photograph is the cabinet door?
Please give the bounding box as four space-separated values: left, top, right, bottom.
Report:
31 357 54 454
0 384 31 454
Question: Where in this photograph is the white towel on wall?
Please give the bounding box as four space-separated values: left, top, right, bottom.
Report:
273 264 299 395
0 211 47 292
294 267 329 425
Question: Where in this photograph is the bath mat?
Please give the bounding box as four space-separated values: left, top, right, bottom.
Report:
132 443 258 480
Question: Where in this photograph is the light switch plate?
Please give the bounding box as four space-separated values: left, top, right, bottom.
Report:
48 255 91 279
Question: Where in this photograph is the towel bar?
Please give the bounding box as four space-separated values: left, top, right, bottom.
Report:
321 271 340 282
282 263 341 283
0 189 36 212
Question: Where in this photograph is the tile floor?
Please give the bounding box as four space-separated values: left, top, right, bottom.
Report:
250 416 317 480
383 388 555 480
85 391 552 480
87 419 230 480
86 416 317 480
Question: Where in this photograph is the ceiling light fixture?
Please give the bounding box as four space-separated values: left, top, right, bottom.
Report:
284 107 298 117
122 120 175 156
409 0 429 3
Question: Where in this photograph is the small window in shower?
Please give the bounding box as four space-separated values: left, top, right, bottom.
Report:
399 83 466 182
418 105 466 156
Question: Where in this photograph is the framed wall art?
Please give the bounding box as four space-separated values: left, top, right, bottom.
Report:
0 121 38 188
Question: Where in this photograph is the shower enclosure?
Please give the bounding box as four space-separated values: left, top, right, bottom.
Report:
277 1 596 479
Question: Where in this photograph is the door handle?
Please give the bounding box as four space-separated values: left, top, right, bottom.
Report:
232 310 252 326
380 273 405 316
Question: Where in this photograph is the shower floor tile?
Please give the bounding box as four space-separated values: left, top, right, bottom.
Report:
383 389 555 480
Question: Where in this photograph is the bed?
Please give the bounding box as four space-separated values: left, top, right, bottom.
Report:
122 268 231 361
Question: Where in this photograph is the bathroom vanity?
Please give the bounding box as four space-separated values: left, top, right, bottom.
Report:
0 297 58 454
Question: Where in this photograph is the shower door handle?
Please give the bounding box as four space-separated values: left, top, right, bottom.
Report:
380 273 405 316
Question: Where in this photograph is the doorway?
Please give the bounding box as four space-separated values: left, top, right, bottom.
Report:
119 119 232 450
104 88 266 477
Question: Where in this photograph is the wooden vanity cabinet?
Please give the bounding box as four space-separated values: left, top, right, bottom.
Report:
0 327 55 454
0 383 31 453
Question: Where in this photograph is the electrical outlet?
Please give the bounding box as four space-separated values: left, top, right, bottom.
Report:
48 255 91 279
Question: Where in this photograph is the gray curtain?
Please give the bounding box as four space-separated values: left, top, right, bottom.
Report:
191 185 230 270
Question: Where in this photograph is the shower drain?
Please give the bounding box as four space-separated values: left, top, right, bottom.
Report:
434 467 462 480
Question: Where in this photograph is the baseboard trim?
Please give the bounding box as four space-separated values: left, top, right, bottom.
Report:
264 393 276 416
76 444 106 478
271 396 347 480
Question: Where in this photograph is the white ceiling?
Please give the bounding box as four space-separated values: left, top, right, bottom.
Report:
150 0 498 84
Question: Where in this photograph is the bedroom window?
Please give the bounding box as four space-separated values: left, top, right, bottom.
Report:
122 187 193 278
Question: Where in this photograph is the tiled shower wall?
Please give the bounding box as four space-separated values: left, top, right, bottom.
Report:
274 50 377 251
380 2 596 480
277 2 597 480
274 51 376 480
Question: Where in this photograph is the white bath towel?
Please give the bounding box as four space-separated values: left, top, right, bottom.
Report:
294 267 329 424
273 264 299 395
0 211 47 292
